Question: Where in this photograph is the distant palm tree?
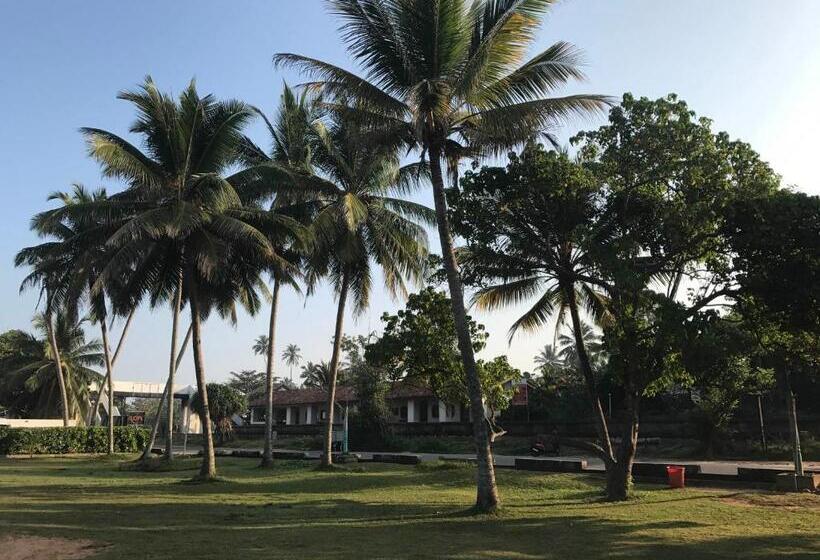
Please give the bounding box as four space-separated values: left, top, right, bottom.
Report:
557 321 605 370
252 335 270 358
282 344 302 382
78 77 274 479
0 313 103 421
275 0 608 511
534 344 563 371
299 361 333 389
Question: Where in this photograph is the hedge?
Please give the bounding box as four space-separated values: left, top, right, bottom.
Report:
0 426 150 455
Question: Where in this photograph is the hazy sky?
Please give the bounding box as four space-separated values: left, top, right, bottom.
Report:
1 1 818 387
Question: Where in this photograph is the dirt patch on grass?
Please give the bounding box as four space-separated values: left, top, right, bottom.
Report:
0 534 107 560
721 490 820 510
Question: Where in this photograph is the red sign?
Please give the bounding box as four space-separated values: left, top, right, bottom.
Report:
511 383 528 406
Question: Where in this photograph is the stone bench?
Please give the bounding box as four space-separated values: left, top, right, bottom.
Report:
371 453 421 465
514 458 588 473
631 462 701 478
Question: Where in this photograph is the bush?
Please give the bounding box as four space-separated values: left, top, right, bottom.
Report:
0 426 150 455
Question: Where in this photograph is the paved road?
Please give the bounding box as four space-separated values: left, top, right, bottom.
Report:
170 444 818 476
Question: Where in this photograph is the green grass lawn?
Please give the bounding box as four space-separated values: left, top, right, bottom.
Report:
0 456 817 559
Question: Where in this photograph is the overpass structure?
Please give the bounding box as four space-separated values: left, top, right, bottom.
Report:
93 380 202 434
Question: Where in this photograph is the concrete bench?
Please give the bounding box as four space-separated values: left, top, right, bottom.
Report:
631 462 701 478
514 458 587 473
371 453 421 465
273 450 309 460
737 467 792 483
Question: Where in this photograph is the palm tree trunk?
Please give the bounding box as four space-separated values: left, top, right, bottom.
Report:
563 283 614 464
99 319 116 454
322 273 349 467
188 278 216 480
164 277 184 460
88 309 135 426
138 324 192 462
45 311 71 427
428 146 498 513
261 278 281 467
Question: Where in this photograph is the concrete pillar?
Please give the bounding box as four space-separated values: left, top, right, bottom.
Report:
406 399 415 423
438 400 447 423
285 406 293 425
305 405 313 425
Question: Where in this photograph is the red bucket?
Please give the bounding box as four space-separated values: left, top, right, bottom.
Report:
666 465 685 489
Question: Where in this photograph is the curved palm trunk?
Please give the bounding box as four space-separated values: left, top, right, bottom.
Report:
138 324 192 462
261 279 281 467
140 325 192 461
45 311 71 427
89 310 135 426
188 279 216 480
429 147 499 512
164 278 184 460
99 319 116 454
563 283 615 465
322 273 349 467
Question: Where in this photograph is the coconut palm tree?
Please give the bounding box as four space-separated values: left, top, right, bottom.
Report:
282 344 302 382
302 113 433 466
77 77 278 479
534 344 563 372
233 83 317 467
252 335 270 358
274 0 608 510
20 184 138 453
557 321 605 370
0 313 103 421
300 361 334 389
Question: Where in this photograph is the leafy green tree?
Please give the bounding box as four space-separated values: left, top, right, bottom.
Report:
723 189 820 476
0 315 103 421
275 0 608 511
681 313 774 457
569 93 780 500
191 383 248 445
227 370 266 399
450 146 615 478
366 288 518 426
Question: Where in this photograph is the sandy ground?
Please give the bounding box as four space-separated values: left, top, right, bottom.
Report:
0 535 106 560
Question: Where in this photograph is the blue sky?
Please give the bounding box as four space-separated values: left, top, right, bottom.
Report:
1 1 818 387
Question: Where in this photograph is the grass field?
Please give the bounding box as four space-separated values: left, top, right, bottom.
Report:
0 456 818 559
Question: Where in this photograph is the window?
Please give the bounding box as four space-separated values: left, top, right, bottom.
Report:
446 405 456 419
431 402 439 419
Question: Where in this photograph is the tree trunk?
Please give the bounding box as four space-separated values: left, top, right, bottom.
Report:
164 277 184 460
261 278 281 467
188 279 216 480
88 309 134 426
138 324 192 462
45 311 71 427
99 319 116 454
563 283 614 463
607 390 640 501
428 146 498 512
786 372 804 478
322 273 349 467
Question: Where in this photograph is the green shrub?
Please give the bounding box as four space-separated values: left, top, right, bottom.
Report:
0 426 150 455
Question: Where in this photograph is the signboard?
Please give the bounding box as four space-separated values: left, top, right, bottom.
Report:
511 383 528 406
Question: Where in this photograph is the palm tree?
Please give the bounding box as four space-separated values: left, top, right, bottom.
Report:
302 113 432 466
78 77 276 480
0 313 103 421
534 344 563 371
20 184 137 453
282 344 302 382
234 83 315 467
300 361 334 389
557 321 605 370
252 335 270 358
274 0 608 511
